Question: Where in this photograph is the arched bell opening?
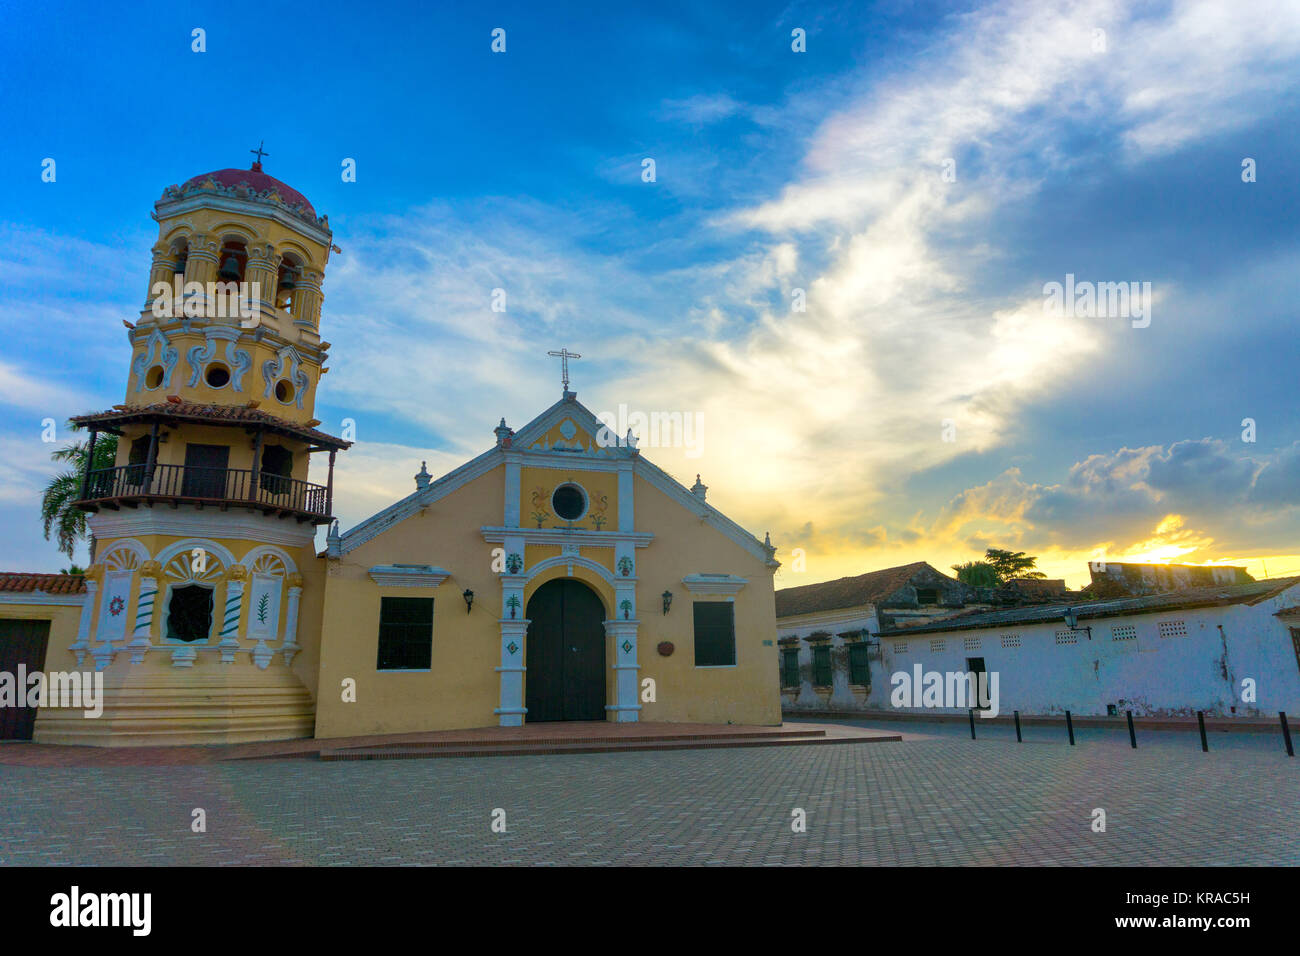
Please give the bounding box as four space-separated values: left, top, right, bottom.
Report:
169 238 189 278
275 253 303 313
217 239 248 283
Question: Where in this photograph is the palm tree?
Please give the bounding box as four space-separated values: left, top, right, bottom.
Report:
40 423 117 562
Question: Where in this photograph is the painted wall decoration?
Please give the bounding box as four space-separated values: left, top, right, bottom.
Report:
130 327 179 392
97 570 133 645
529 486 552 528
589 493 609 530
247 573 283 641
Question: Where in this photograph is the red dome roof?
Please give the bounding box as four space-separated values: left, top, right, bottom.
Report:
180 165 315 217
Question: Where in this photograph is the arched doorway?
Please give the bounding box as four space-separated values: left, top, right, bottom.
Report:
525 578 606 721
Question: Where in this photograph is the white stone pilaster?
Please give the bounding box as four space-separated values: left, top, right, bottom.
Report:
504 453 522 528
605 619 641 722
617 461 634 532
70 580 97 666
281 582 303 665
495 617 529 726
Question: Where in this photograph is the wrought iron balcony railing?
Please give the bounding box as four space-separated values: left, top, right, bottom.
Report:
77 463 332 522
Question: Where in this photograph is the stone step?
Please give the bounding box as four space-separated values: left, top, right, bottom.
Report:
320 726 825 755
320 731 900 761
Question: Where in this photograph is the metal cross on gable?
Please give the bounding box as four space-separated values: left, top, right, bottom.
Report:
547 348 581 391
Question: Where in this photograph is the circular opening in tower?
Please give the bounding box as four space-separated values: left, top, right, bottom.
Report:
204 364 231 388
551 483 588 522
145 365 164 389
274 379 295 404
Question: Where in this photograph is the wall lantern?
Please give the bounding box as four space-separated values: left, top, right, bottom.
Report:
463 589 474 613
1062 606 1091 640
662 590 673 615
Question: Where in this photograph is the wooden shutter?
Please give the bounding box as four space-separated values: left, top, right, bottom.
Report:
692 601 735 666
377 596 434 670
848 643 870 685
812 645 832 686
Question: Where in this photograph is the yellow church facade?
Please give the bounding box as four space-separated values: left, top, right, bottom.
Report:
315 391 783 738
2 159 782 746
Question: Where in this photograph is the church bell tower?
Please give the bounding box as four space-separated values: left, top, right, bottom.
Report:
38 151 350 746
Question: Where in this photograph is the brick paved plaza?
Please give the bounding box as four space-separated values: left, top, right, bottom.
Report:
1 722 1295 866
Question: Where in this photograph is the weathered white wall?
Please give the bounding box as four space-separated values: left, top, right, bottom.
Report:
778 605 883 713
781 584 1300 718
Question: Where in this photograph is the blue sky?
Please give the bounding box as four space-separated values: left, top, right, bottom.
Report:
1 0 1298 586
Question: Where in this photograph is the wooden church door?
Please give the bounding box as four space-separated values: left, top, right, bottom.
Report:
0 619 50 740
525 579 606 721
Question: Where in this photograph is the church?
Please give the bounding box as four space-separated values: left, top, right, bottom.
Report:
0 158 783 745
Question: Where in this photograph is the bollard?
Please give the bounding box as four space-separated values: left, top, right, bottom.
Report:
1127 710 1137 749
969 708 976 740
1282 712 1294 758
1197 711 1208 752
1065 709 1075 746
1014 710 1022 743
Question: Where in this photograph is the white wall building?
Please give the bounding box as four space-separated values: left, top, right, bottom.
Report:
776 562 972 714
778 569 1300 718
879 577 1300 718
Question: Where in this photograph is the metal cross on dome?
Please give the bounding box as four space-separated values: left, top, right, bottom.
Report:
250 141 270 165
547 348 581 392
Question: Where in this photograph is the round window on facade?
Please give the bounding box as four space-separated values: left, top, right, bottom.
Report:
145 365 164 389
274 379 295 404
551 483 587 522
205 363 231 388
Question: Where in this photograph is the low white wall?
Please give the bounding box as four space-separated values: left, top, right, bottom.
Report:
781 585 1300 718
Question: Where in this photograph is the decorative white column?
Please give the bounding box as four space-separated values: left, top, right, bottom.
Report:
495 567 528 726
127 562 161 663
70 578 98 666
218 566 246 663
281 574 303 665
605 618 641 722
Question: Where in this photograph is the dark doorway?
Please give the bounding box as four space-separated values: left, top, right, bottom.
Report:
966 656 988 709
166 585 214 643
259 444 294 496
182 443 229 499
525 579 606 721
0 619 51 740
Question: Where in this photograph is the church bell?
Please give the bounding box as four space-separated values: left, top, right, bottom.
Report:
219 256 241 280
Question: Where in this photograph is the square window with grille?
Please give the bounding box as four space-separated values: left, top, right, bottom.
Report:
929 639 946 653
1157 620 1188 639
1000 633 1020 648
1111 624 1137 642
963 636 982 651
812 645 832 686
376 596 434 670
693 601 736 666
848 643 871 685
781 648 800 688
893 641 908 654
1055 629 1078 645
915 587 939 605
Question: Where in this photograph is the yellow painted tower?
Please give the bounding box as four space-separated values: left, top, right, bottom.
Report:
33 154 350 746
